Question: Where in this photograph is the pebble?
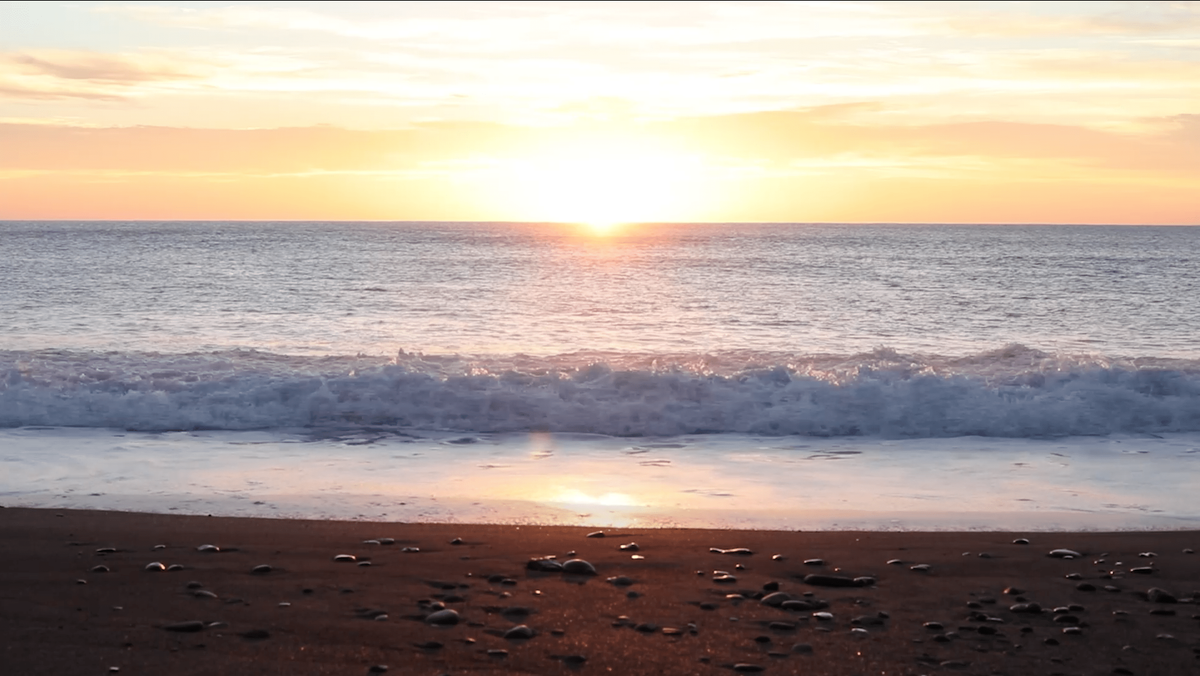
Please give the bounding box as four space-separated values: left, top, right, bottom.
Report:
619 542 639 551
1077 583 1097 591
768 621 796 631
1138 552 1157 558
586 531 605 538
527 558 564 572
850 627 869 636
333 554 356 562
803 558 824 566
771 554 784 561
167 564 184 572
367 666 387 674
362 539 380 545
923 621 944 630
1048 549 1082 559
791 643 813 654
186 581 203 589
449 537 463 545
910 564 931 572
732 664 765 673
812 612 834 621
163 620 206 633
803 573 862 588
607 576 635 587
1184 548 1194 554
560 655 587 665
503 624 535 639
90 565 110 573
762 581 780 591
250 565 272 575
425 609 460 625
1010 602 1041 613
143 562 166 572
1147 587 1177 603
1062 626 1083 635
760 592 791 607
562 559 597 575
75 579 86 585
712 572 737 583
401 547 420 553
487 649 509 657
710 547 753 555
192 590 218 599
196 544 220 553
1013 538 1030 545
1129 566 1155 575
378 538 395 545
95 547 117 554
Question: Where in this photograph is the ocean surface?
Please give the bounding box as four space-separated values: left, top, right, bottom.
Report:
2 221 1199 528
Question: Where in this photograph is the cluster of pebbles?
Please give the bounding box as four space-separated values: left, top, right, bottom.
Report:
10 515 1200 675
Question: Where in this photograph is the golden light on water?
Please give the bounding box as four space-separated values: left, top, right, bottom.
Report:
546 488 641 507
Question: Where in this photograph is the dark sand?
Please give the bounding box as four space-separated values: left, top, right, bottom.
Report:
1 508 1198 675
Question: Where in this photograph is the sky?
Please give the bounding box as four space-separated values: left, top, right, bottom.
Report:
2 0 1199 224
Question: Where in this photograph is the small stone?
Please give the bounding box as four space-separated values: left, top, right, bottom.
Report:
586 531 605 538
761 592 791 607
562 559 597 575
333 554 356 562
1013 538 1030 545
378 538 395 545
1147 587 1177 603
1044 637 1059 645
1062 626 1083 634
527 558 564 572
166 564 184 572
768 621 796 631
812 612 834 621
634 622 658 633
923 621 944 630
75 579 86 585
712 572 737 583
241 629 269 640
95 547 117 554
1138 552 1157 558
196 544 219 553
450 537 464 545
90 565 109 573
561 655 587 664
503 624 535 639
162 621 205 633
250 565 272 575
850 627 869 636
771 554 784 561
732 664 765 673
1183 548 1194 554
910 564 931 572
802 573 858 587
367 666 388 674
1149 608 1176 616
803 558 824 566
1010 602 1042 614
144 562 166 572
192 590 218 599
791 643 813 654
1003 586 1024 595
762 581 780 591
401 547 419 553
1077 583 1097 591
886 558 904 565
1048 549 1082 559
607 576 635 587
425 609 460 625
978 552 993 559
619 542 639 551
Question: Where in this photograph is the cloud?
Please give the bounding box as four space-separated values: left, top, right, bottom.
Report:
0 50 205 101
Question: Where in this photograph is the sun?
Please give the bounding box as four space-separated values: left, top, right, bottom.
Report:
497 137 699 230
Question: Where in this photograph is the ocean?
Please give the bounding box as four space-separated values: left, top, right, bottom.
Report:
2 221 1199 529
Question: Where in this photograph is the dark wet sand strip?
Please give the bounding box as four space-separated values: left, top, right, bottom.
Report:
1 507 1198 675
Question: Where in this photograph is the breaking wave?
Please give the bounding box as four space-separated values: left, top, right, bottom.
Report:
3 345 1199 438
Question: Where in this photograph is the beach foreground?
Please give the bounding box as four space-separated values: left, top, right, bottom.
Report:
1 508 1198 675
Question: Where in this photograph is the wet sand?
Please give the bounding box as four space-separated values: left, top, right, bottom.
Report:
1 507 1198 675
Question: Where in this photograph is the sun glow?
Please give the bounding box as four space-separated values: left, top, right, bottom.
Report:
498 139 700 230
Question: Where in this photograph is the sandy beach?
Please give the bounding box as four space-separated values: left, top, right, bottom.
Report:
2 507 1197 675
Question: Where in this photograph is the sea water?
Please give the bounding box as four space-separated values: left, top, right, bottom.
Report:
2 221 1199 529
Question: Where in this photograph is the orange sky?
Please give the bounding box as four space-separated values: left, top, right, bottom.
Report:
2 1 1199 224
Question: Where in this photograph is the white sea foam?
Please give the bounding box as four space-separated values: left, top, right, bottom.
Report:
3 345 1198 437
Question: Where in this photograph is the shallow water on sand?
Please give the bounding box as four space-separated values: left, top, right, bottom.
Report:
3 428 1198 531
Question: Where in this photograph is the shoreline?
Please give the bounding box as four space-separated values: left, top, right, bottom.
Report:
3 507 1198 674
